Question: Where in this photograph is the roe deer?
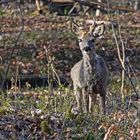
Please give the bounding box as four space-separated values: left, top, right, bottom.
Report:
71 21 109 114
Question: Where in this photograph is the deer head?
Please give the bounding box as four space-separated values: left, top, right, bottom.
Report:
71 21 105 60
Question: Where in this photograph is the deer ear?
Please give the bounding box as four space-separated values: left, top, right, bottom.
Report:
92 23 105 38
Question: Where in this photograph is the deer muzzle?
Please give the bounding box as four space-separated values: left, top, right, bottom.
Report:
83 47 91 52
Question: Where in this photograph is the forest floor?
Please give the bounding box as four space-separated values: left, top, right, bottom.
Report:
0 4 140 139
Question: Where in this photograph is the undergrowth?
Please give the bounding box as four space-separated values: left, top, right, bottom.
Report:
0 77 139 139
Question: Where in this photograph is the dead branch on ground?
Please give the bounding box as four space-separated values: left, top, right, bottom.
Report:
74 0 135 13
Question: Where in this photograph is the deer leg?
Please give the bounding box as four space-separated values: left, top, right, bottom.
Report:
82 89 89 113
99 89 106 115
89 94 92 113
89 94 97 112
74 88 82 112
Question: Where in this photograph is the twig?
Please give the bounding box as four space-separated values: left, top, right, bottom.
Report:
43 45 61 86
111 25 138 101
0 2 24 90
35 0 41 12
118 24 125 100
106 0 139 102
126 57 139 84
68 2 78 15
82 7 91 16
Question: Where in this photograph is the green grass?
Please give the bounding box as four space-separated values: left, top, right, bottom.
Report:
0 7 5 17
0 75 139 139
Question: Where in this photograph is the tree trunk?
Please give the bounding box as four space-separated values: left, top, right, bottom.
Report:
134 0 140 10
95 0 102 16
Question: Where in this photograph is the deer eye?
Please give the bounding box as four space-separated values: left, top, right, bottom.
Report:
79 39 83 42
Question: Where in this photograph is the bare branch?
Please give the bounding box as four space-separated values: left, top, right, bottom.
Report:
0 2 24 90
74 0 135 13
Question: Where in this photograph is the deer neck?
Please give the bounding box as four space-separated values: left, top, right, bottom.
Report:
82 55 96 88
83 52 96 66
83 53 97 79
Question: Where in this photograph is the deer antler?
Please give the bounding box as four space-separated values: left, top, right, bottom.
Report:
71 19 87 35
72 19 80 27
